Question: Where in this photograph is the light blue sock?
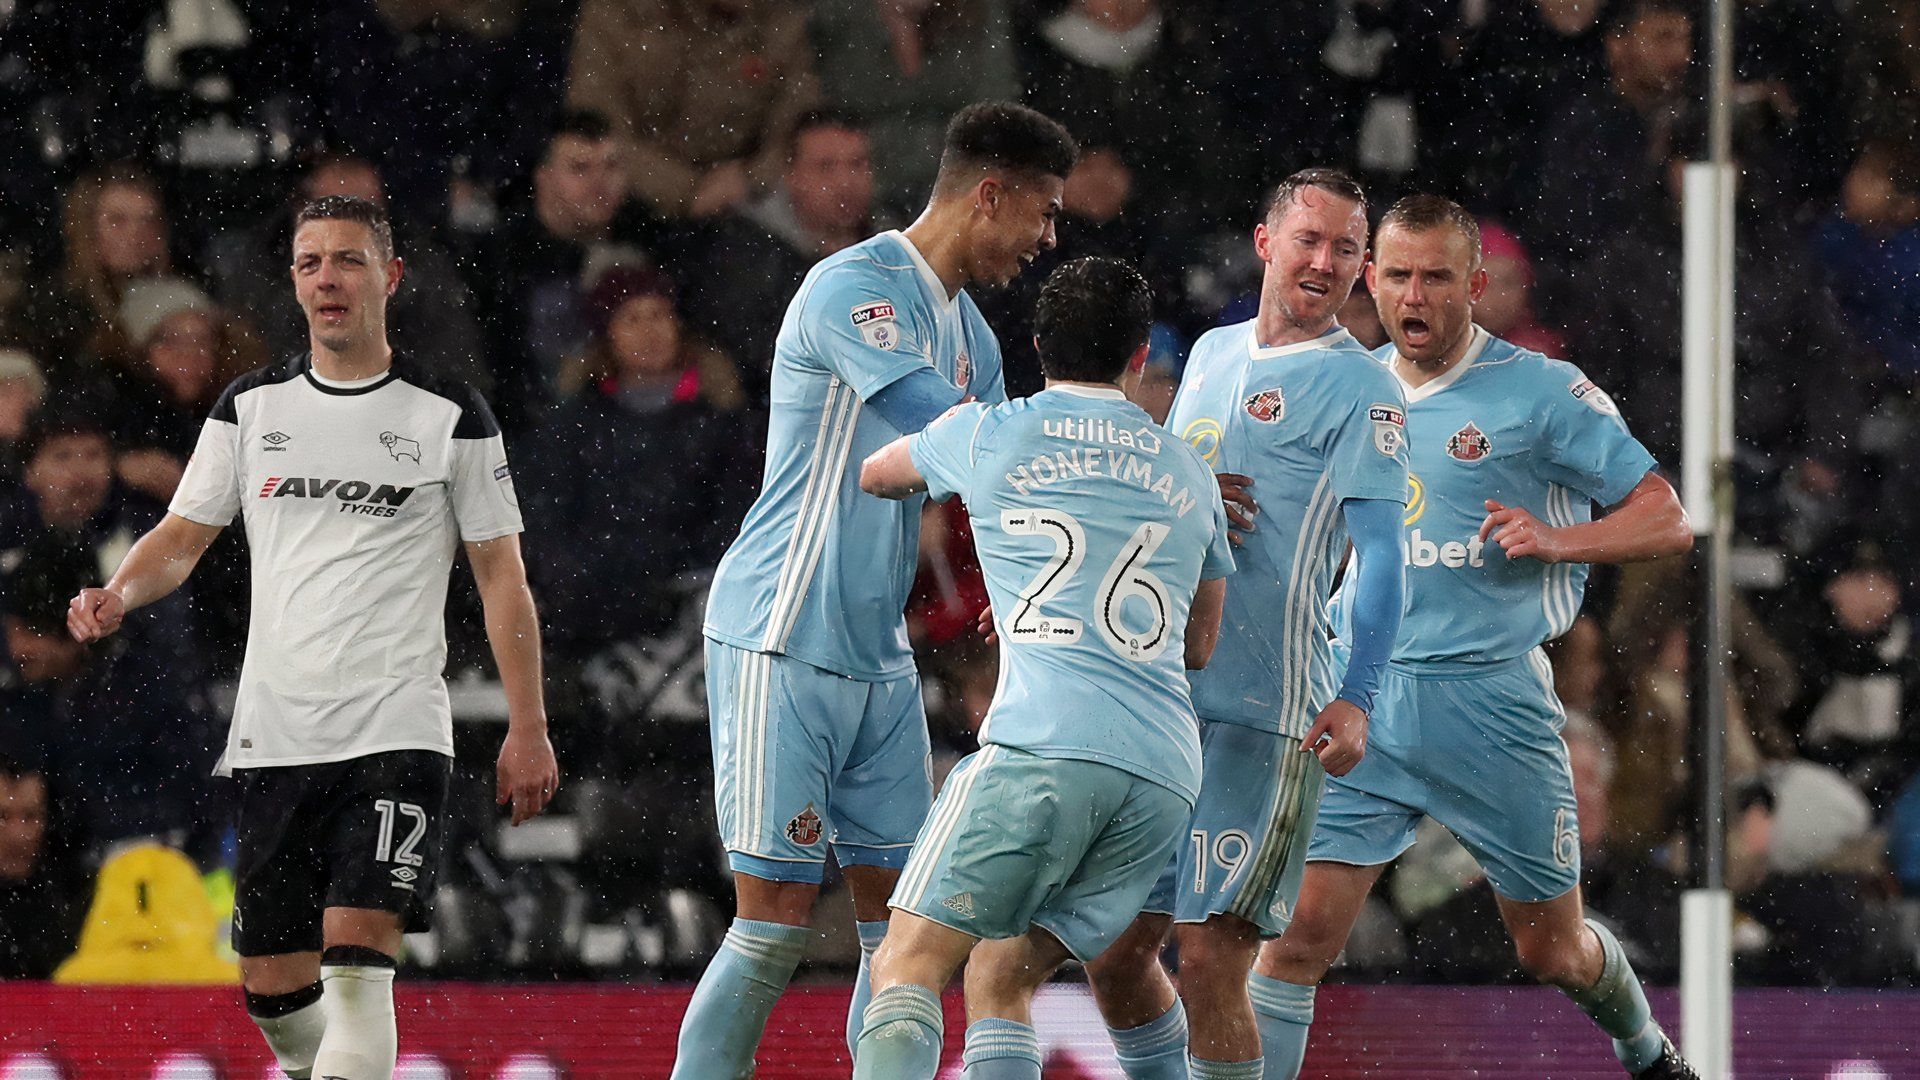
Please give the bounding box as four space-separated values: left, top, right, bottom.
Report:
847 919 889 1062
1109 999 1190 1080
852 983 945 1080
1248 972 1315 1080
963 1017 1043 1079
1189 1056 1263 1080
1564 919 1667 1073
670 918 809 1080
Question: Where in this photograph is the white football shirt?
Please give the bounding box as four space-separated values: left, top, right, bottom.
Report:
170 356 523 774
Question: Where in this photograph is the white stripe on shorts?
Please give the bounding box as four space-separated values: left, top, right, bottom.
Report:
896 745 998 910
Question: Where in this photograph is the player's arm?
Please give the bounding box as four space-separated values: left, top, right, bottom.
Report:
465 534 560 826
866 367 969 434
1185 578 1226 669
859 435 927 500
1479 471 1692 565
68 514 223 642
1302 498 1404 778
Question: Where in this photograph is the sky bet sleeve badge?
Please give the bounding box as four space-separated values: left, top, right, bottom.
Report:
850 301 899 351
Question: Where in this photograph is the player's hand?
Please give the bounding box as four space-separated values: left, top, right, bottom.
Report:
1479 500 1565 563
976 603 998 646
67 587 126 643
1302 699 1368 777
1217 473 1256 546
497 726 560 826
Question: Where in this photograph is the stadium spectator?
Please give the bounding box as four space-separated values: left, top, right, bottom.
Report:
0 350 47 485
1768 543 1920 809
809 0 1019 215
205 152 492 394
459 109 661 429
314 0 508 221
1575 140 1863 467
1733 0 1855 201
17 164 186 392
519 268 753 658
0 417 216 851
676 111 883 393
1729 761 1903 986
1433 0 1610 215
566 0 822 220
108 277 269 503
1019 0 1222 234
1474 221 1568 360
1813 138 1920 380
1523 0 1697 274
0 754 86 980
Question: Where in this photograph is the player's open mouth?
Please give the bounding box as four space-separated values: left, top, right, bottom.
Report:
1401 317 1431 345
1299 281 1329 298
317 304 350 318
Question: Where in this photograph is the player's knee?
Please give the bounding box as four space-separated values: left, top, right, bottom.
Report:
1260 924 1344 985
1174 920 1260 989
965 949 1051 1009
1511 932 1585 989
1084 929 1163 989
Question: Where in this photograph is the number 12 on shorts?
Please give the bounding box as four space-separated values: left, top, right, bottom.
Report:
1191 828 1252 893
374 798 428 867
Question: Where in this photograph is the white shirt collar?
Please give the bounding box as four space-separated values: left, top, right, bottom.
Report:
1392 324 1491 403
1048 384 1127 399
1247 324 1354 360
884 229 957 311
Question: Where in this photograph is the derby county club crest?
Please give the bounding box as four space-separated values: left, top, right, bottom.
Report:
1243 387 1285 423
785 803 823 846
1446 421 1492 463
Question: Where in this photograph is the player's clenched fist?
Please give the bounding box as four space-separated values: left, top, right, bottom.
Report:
67 587 126 642
1302 699 1368 777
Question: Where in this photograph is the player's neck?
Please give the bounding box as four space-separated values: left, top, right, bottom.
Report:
1393 326 1477 388
1252 304 1338 351
901 209 970 299
310 339 394 382
1043 378 1122 394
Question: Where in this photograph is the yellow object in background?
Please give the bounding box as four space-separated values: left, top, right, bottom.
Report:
54 844 239 984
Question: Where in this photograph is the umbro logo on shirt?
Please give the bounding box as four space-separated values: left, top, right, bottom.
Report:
261 431 291 451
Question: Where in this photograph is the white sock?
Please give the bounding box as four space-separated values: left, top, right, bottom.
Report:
312 957 397 1080
247 983 327 1078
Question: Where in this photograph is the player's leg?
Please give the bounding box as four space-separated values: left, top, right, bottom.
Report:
308 751 453 1080
830 664 936 1061
1434 653 1692 1078
234 764 329 1079
1084 910 1185 1080
1174 725 1326 1080
961 927 1076 1079
1249 860 1386 1079
852 910 978 1080
675 643 847 1079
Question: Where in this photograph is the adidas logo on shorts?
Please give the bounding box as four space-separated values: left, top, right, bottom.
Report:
942 892 976 918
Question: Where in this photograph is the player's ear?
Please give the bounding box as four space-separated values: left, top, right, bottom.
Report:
974 175 1003 217
1363 257 1377 294
385 256 406 297
1252 222 1272 262
1468 265 1489 304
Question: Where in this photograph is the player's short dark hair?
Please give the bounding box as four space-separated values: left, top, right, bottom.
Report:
787 109 868 162
1261 167 1368 225
1377 194 1483 269
294 195 394 261
935 102 1078 192
1606 0 1695 33
549 108 614 147
1034 257 1152 384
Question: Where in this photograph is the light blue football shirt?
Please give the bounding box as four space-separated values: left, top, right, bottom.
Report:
1330 326 1658 662
704 231 1006 680
1167 322 1410 739
910 386 1235 802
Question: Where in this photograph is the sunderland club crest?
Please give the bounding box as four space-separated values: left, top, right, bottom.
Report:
1446 421 1492 463
785 803 823 846
1243 387 1285 423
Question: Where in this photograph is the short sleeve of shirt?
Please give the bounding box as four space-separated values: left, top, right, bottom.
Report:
448 393 523 541
908 401 990 503
1201 494 1237 580
1540 365 1659 506
1324 367 1411 504
170 417 242 526
803 270 936 401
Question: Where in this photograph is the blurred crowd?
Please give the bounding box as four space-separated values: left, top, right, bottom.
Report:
1 0 1919 987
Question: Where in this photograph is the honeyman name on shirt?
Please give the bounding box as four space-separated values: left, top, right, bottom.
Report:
1005 442 1199 518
